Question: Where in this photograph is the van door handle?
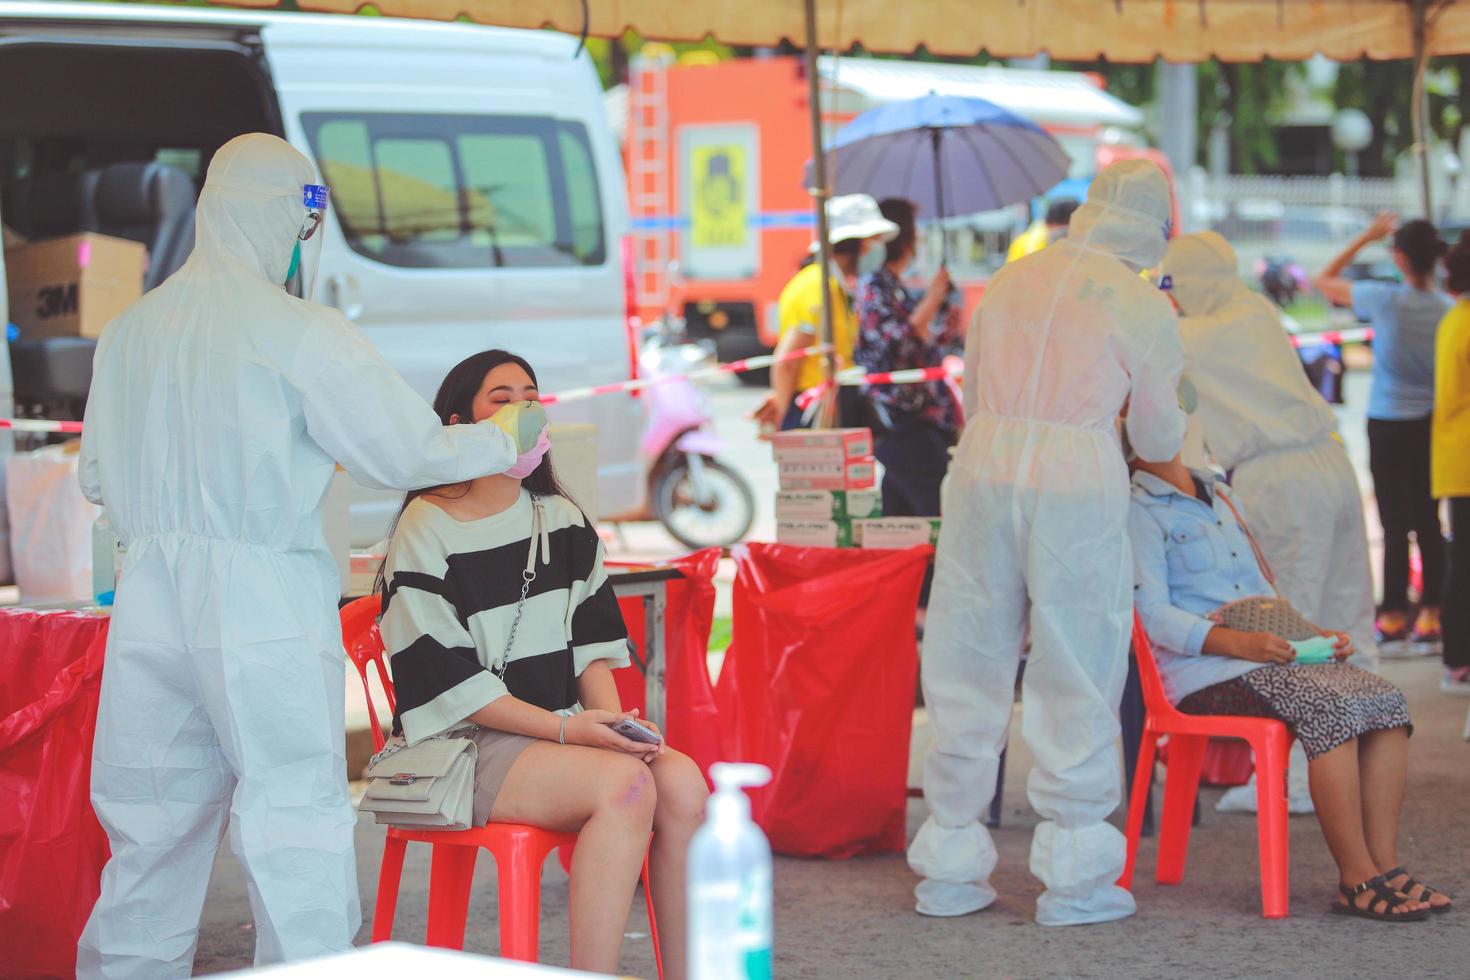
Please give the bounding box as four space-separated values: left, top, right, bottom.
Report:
327 274 364 321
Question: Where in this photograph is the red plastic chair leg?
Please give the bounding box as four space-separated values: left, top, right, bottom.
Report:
1155 733 1208 885
496 835 558 961
425 844 480 949
641 854 664 980
372 835 409 942
1119 732 1159 890
1252 734 1292 919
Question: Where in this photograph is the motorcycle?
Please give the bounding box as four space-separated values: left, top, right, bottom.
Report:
635 295 756 551
1257 255 1345 405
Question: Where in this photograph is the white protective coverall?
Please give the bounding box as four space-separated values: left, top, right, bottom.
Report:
1160 232 1379 815
1160 232 1377 668
909 160 1187 925
76 134 521 978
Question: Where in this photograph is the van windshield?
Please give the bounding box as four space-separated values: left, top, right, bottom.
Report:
302 112 606 269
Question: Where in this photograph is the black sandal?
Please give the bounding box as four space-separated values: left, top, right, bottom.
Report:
1330 874 1429 922
1384 866 1453 914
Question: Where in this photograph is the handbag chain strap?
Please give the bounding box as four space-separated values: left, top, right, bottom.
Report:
493 494 547 680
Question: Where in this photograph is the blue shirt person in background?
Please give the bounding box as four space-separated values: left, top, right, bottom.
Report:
1314 214 1450 647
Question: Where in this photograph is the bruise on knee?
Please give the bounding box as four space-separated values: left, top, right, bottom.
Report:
610 762 655 812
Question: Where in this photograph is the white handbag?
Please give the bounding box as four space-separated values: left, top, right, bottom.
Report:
360 729 478 830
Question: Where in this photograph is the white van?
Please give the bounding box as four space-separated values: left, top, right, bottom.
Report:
0 2 644 550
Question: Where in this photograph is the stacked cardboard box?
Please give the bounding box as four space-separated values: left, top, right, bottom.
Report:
5 233 146 339
772 429 876 547
853 516 942 549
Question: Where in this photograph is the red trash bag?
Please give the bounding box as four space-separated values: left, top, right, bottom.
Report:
611 549 723 775
0 616 110 979
718 543 930 859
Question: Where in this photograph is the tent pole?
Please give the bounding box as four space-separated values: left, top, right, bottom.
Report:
1412 0 1433 218
804 0 837 429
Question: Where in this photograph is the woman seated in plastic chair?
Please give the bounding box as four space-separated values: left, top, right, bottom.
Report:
376 350 709 976
1127 450 1452 922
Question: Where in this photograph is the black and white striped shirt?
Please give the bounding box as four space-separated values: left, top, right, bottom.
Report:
381 491 629 744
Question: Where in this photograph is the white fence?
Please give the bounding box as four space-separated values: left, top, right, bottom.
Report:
1183 170 1450 270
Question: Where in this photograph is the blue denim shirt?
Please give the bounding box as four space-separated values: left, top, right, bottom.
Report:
1128 469 1272 703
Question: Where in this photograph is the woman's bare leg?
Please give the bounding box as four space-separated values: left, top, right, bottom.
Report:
492 743 657 972
1309 737 1425 914
1357 727 1408 870
1358 727 1451 909
645 750 710 980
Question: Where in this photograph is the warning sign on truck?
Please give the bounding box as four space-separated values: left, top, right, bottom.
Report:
680 124 759 281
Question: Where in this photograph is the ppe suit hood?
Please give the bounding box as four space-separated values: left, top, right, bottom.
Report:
192 134 317 286
1068 159 1172 271
1161 231 1242 317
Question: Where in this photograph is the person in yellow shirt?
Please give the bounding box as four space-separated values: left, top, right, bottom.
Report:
752 194 898 433
1004 198 1080 264
1435 234 1470 694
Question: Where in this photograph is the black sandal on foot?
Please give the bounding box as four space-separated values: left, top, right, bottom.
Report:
1330 875 1429 922
1383 867 1453 914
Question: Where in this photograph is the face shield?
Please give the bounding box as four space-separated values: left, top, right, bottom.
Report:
284 183 329 300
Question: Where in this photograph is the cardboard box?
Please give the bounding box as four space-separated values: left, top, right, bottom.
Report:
776 518 854 548
855 517 941 549
770 427 873 461
777 457 877 491
775 488 883 521
5 233 146 339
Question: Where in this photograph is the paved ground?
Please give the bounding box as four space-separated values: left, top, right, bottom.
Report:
192 352 1470 976
196 654 1468 978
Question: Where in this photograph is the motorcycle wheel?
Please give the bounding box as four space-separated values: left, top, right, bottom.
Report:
651 456 756 550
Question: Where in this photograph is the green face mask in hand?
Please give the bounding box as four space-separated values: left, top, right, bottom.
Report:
487 401 549 454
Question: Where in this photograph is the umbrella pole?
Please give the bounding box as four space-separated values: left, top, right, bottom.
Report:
930 127 948 266
804 0 837 429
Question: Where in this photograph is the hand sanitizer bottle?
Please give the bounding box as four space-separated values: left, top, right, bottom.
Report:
91 510 116 605
688 762 773 980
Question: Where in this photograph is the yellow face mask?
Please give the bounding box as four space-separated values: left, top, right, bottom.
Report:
486 400 549 454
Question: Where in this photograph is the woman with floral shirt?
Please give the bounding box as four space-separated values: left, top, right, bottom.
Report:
854 198 964 516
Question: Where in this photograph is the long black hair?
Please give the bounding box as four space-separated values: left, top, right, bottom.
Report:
879 198 917 267
1445 229 1470 296
374 349 570 595
1393 218 1447 277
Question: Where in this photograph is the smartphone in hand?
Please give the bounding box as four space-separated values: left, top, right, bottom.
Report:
612 718 663 745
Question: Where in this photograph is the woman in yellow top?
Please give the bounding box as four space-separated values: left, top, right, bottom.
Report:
1436 234 1470 694
752 194 898 433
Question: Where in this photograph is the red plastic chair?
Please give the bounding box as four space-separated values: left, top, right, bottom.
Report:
1120 610 1294 918
341 595 664 974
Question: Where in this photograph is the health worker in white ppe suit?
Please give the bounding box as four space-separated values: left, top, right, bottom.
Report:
1160 231 1379 815
76 133 549 978
909 160 1187 926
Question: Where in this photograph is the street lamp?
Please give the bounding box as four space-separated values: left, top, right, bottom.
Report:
1332 108 1373 178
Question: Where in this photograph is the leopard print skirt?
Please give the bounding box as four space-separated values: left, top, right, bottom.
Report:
1176 663 1412 759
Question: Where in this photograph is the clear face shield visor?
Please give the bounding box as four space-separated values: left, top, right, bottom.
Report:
285 184 329 300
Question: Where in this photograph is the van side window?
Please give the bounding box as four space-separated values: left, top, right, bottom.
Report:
302 113 606 269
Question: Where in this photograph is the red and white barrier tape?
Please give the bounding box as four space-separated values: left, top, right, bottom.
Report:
0 418 84 434
540 344 831 406
1290 325 1373 348
0 326 1367 434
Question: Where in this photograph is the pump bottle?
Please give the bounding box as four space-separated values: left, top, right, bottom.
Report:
687 762 773 979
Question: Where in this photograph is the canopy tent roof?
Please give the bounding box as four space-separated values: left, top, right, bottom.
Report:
213 0 1470 62
818 57 1144 129
603 57 1142 143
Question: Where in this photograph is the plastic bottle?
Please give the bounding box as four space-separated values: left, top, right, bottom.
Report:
687 762 773 980
91 510 116 605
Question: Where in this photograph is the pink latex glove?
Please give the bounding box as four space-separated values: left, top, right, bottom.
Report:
504 429 551 479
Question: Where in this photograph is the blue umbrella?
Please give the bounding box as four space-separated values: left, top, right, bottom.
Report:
814 94 1072 262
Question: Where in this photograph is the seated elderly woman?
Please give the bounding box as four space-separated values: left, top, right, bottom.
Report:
1128 452 1451 922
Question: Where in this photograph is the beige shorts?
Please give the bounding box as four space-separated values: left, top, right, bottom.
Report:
469 726 539 827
